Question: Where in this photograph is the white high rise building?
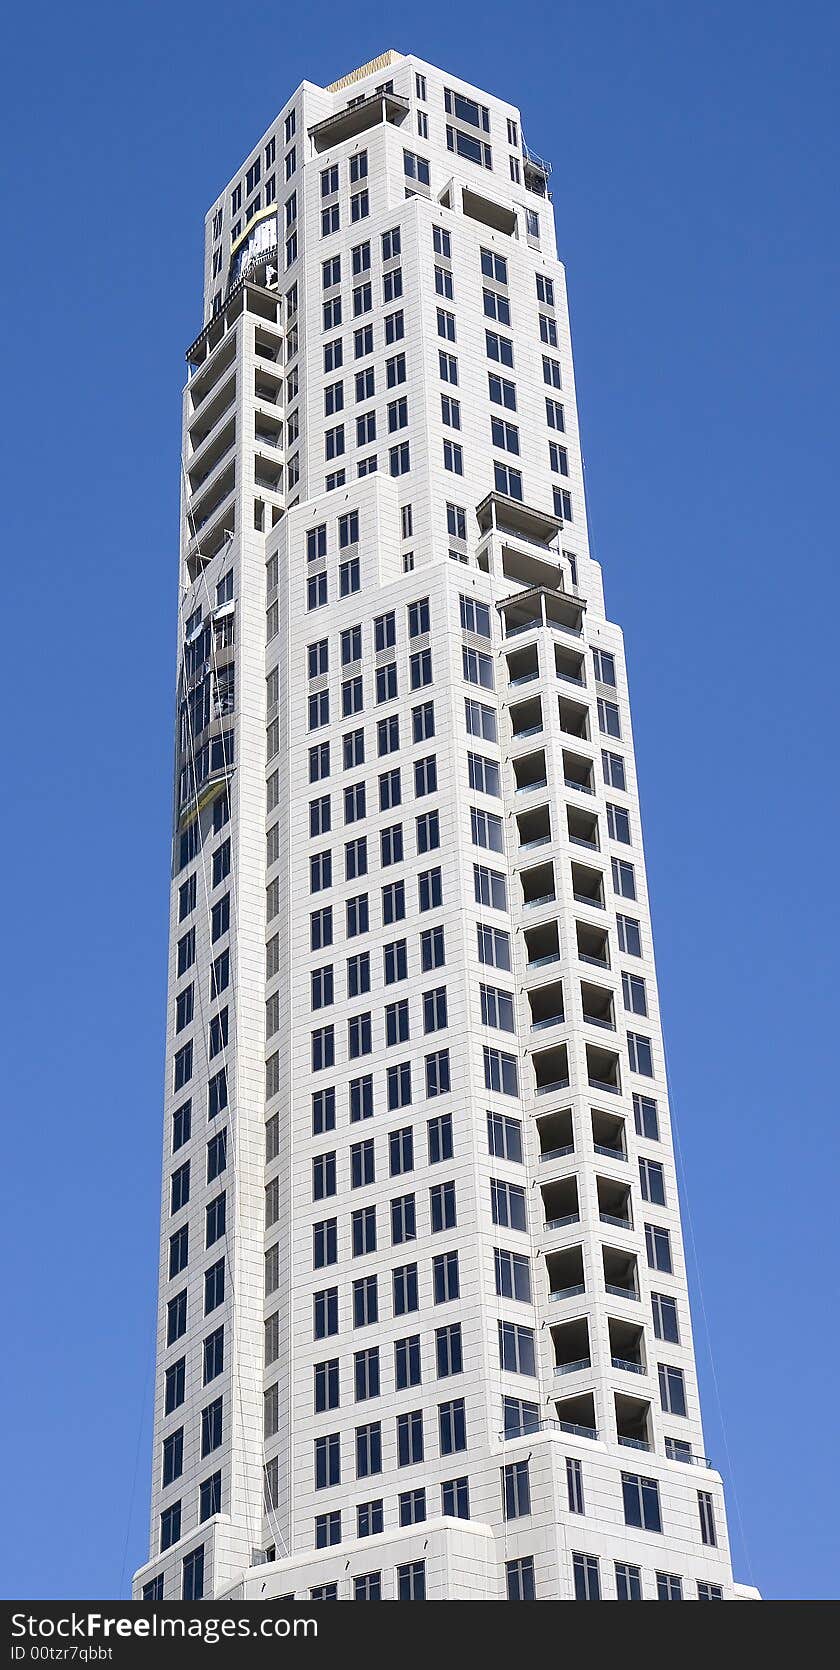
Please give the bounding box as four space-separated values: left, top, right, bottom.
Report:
133 50 755 1604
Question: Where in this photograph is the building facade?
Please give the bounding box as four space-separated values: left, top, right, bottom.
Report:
133 50 755 1604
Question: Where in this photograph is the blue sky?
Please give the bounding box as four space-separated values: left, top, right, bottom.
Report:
1 0 837 1601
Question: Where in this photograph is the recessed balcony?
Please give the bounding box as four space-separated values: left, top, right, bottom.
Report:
513 748 548 795
554 1392 598 1441
308 88 409 151
555 642 586 685
576 920 610 968
609 1317 646 1376
505 642 540 687
567 805 599 851
533 1043 570 1098
536 1106 574 1161
615 1393 653 1453
571 862 605 909
581 981 616 1032
552 1317 591 1376
528 979 565 1032
525 919 560 969
521 860 556 911
558 695 590 739
541 1174 579 1232
510 695 543 739
516 804 552 850
547 1245 585 1302
597 1175 633 1229
563 749 595 794
592 1107 626 1159
603 1245 639 1302
586 1042 620 1093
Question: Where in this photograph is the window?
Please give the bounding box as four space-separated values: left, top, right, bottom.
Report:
486 330 513 367
566 1456 585 1515
387 1061 412 1110
645 1223 672 1272
433 1250 459 1303
607 803 631 844
397 1562 425 1601
403 149 430 185
484 1046 518 1095
393 1263 419 1315
502 1460 530 1520
395 1334 421 1389
628 1032 654 1076
356 1422 382 1478
313 1217 337 1269
439 350 458 384
491 1178 527 1231
425 1050 449 1096
399 1487 426 1526
639 1156 665 1205
203 1327 224 1384
430 1179 456 1231
494 1247 531 1302
617 914 642 956
615 1562 643 1600
471 808 503 852
357 1500 384 1539
427 1113 453 1164
622 1472 662 1533
623 973 648 1016
443 438 463 474
463 646 494 688
315 1511 341 1549
314 1433 341 1490
698 1490 717 1547
489 372 517 410
397 1409 424 1466
439 1398 466 1454
314 1287 338 1339
442 1476 470 1520
160 1504 181 1552
612 857 636 900
659 1364 687 1417
506 1558 535 1601
656 1572 683 1601
652 1291 680 1343
205 1193 226 1247
698 1582 723 1601
499 1320 536 1375
572 1552 600 1600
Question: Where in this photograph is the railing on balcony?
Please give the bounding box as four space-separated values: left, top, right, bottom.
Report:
594 1143 625 1160
539 1144 574 1162
600 1211 631 1229
611 1357 645 1375
550 1284 585 1302
544 1211 580 1231
531 1013 564 1032
605 1283 638 1301
618 1436 652 1453
554 1358 591 1376
536 1077 570 1096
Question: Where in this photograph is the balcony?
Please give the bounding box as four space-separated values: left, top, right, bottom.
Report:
520 860 555 911
517 803 551 850
187 418 236 494
603 1245 639 1302
563 749 595 794
505 642 539 687
567 805 599 851
615 1392 653 1452
189 371 236 451
523 141 552 198
528 979 565 1032
525 919 560 969
609 1317 646 1376
581 981 616 1032
554 1392 597 1440
571 861 605 910
308 88 409 151
555 642 586 686
536 1106 574 1162
188 335 237 413
597 1176 633 1229
513 748 548 795
477 491 562 548
576 920 610 968
552 1318 591 1376
587 1043 621 1094
558 695 590 740
592 1107 626 1160
533 1043 570 1098
547 1245 584 1302
542 1175 579 1233
510 695 543 739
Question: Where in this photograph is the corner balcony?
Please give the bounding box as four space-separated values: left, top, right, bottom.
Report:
552 1318 591 1378
308 88 409 151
